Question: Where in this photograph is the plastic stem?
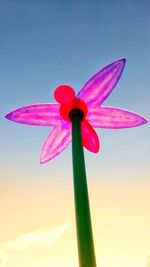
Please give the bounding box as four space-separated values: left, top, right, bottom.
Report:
71 111 97 267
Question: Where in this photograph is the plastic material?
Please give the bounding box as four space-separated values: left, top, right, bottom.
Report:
71 113 96 267
5 104 62 126
60 98 88 122
54 85 75 104
5 58 148 163
86 106 147 128
77 58 126 106
40 122 71 163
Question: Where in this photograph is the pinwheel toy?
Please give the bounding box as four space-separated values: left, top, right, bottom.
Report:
5 59 148 267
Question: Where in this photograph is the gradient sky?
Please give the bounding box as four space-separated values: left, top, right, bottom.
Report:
0 1 150 266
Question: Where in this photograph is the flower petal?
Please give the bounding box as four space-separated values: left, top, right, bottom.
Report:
40 122 71 163
5 104 61 126
87 106 148 129
81 119 100 153
77 58 126 106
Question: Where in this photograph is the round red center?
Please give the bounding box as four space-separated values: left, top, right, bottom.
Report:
54 85 87 122
54 85 75 104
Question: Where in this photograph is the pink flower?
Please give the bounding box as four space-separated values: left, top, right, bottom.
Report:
5 59 147 163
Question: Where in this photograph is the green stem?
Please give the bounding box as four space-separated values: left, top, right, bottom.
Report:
70 111 97 267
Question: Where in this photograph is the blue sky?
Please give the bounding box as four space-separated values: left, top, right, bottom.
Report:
1 0 149 175
0 2 150 266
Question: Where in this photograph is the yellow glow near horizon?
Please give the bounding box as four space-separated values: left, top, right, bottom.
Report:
0 171 150 267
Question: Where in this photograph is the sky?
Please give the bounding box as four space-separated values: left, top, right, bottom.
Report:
0 0 150 266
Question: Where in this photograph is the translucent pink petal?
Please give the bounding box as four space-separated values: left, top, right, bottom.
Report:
77 58 126 106
86 106 148 129
5 104 61 126
81 119 100 153
40 122 71 163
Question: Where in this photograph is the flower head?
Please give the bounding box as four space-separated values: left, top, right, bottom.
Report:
5 58 148 163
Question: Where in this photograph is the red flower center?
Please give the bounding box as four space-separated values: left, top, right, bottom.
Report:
54 85 88 122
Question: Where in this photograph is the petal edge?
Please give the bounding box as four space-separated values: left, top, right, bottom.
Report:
82 119 100 153
77 58 126 106
5 103 61 126
40 122 71 163
87 106 148 129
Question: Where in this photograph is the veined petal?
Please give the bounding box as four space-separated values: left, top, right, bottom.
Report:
87 106 148 129
77 58 126 106
5 104 61 126
81 119 100 153
40 122 71 163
